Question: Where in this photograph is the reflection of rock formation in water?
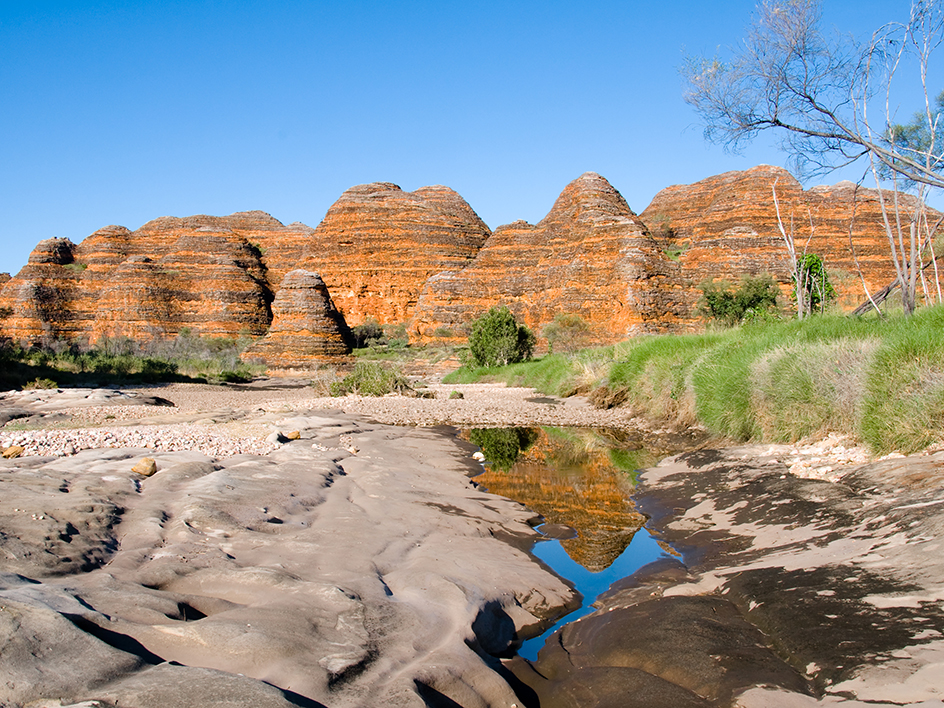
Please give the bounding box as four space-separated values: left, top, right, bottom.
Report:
475 429 646 571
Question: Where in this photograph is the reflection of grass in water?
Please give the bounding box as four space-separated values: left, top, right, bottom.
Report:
469 427 538 470
607 447 663 485
540 427 655 486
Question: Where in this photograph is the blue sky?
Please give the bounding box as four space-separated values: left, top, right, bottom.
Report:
0 1 923 275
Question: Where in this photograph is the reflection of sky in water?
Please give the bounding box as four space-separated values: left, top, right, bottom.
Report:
519 527 669 661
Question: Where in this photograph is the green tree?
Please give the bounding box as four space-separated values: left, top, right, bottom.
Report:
468 306 536 367
796 253 836 314
697 276 780 326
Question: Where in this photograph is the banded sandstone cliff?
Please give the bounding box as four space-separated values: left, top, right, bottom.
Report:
0 167 927 359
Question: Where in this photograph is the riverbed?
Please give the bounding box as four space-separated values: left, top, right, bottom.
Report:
2 384 943 707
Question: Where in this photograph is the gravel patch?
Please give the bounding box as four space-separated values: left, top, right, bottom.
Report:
134 382 654 429
0 382 659 459
0 422 280 458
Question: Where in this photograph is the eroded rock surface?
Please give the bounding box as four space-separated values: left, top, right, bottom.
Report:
0 409 575 708
0 212 297 342
296 182 492 328
512 446 944 707
411 172 679 344
638 165 924 321
240 269 352 371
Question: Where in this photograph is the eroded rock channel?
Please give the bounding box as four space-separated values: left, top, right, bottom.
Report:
509 446 944 708
2 387 943 707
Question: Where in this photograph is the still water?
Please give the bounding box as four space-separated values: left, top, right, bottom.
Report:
465 427 678 661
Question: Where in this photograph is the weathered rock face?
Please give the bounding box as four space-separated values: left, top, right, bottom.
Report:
0 212 302 343
411 173 680 344
295 183 492 328
638 165 916 322
0 167 931 350
241 270 351 370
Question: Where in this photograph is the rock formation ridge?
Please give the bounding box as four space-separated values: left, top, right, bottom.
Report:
0 166 916 364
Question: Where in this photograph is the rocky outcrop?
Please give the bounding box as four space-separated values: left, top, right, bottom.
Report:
295 183 491 327
240 270 351 370
638 165 915 321
0 187 491 349
0 168 931 351
411 173 681 344
0 213 302 343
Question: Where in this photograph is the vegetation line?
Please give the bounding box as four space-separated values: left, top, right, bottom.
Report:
444 305 944 455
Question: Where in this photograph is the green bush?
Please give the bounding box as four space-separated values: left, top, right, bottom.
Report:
697 275 780 326
352 319 386 348
796 253 836 314
468 306 536 367
330 361 412 397
23 377 58 390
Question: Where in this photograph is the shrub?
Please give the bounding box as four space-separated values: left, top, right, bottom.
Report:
384 323 409 349
23 377 58 390
352 319 386 348
330 361 412 397
468 307 536 368
697 275 780 326
542 313 593 353
218 370 252 384
796 253 836 314
140 358 179 379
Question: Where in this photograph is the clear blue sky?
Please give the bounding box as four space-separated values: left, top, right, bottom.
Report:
0 0 920 275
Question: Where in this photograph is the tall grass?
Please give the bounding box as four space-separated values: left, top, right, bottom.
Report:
446 305 944 455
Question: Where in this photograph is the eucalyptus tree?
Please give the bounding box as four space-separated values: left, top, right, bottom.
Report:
683 0 944 315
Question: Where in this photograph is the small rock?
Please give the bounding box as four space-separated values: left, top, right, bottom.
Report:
284 430 301 440
131 457 157 476
266 431 288 444
2 445 25 459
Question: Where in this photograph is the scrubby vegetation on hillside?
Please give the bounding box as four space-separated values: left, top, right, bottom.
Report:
445 305 944 454
0 330 262 389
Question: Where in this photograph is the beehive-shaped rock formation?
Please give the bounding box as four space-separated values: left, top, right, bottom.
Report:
0 212 310 343
295 183 491 327
639 165 914 319
240 270 351 370
410 172 680 343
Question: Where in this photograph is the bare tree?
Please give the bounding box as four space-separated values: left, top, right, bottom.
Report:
683 0 944 314
771 179 814 318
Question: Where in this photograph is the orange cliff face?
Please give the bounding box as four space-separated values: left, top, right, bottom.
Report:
0 167 928 354
295 183 492 328
0 211 309 344
638 165 918 321
240 270 352 372
410 172 682 345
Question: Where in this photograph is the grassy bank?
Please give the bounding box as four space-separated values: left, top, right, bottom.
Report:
444 305 944 455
